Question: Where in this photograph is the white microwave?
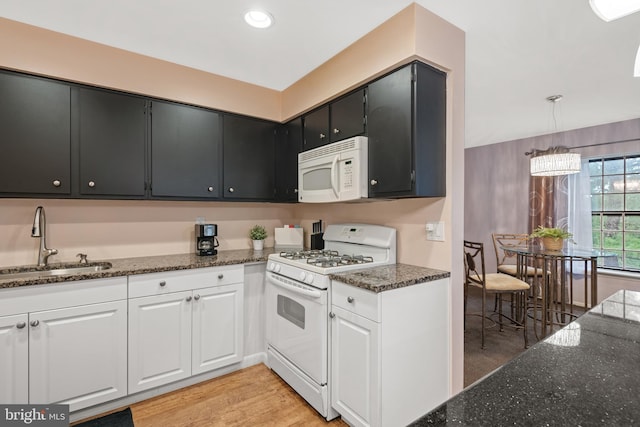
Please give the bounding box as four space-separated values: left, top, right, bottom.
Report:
298 136 368 203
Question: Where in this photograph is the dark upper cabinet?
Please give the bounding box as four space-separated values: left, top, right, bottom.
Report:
151 101 222 199
330 89 366 142
302 105 329 151
367 62 446 198
223 115 277 200
302 89 366 151
0 71 71 196
76 87 146 197
275 118 302 202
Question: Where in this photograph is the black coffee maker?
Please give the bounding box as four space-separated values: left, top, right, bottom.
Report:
195 224 219 256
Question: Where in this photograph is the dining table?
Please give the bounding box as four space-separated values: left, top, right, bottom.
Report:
503 244 605 339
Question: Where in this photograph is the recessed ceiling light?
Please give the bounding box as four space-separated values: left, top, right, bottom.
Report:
589 0 640 22
244 9 274 29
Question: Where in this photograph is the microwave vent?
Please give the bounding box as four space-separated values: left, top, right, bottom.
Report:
299 137 365 162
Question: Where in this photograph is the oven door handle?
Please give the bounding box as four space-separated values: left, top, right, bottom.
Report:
267 272 323 299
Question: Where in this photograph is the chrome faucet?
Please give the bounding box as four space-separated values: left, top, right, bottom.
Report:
31 206 58 266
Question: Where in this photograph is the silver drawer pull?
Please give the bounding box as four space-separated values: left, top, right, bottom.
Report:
52 180 61 187
347 296 354 303
194 294 201 301
218 274 224 279
329 312 335 318
16 322 26 329
30 320 40 327
186 296 192 302
159 281 167 287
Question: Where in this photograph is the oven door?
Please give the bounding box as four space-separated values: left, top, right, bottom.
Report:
265 271 327 385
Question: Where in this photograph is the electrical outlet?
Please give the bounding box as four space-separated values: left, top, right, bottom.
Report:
425 221 445 241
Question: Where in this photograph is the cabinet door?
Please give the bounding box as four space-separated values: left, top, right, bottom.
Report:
302 105 329 151
275 119 301 202
128 291 192 393
151 101 222 199
223 115 276 200
192 283 244 375
331 306 380 427
0 314 28 404
0 72 71 195
367 64 413 197
330 89 366 142
77 87 146 197
29 301 127 411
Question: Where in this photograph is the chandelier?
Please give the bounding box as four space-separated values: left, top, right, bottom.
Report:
528 146 581 176
526 95 581 176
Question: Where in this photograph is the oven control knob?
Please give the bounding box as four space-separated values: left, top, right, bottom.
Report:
268 262 275 271
304 274 314 285
274 264 281 273
299 272 307 282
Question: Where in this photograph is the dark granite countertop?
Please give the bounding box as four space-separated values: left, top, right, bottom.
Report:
410 289 640 426
329 263 450 293
0 248 276 289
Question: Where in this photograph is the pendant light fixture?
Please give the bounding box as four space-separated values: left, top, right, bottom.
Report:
526 95 581 177
589 0 640 22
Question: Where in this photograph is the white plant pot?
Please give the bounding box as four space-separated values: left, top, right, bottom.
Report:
252 239 264 251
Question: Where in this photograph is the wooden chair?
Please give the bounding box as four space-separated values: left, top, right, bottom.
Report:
464 240 530 349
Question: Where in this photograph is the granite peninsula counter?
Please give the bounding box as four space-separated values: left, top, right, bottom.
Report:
410 289 640 426
0 248 276 289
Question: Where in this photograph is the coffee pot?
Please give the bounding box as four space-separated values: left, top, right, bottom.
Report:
195 224 219 256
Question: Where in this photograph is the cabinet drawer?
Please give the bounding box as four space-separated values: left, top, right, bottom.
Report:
332 281 380 322
128 265 243 298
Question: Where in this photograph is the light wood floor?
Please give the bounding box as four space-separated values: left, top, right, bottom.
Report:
78 364 348 426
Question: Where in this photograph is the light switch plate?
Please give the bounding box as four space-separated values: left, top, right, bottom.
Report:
425 221 445 241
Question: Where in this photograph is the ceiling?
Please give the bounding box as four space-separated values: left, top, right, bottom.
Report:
1 0 639 148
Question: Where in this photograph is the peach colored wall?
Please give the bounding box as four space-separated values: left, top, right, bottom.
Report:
0 199 294 267
0 3 465 394
0 17 281 120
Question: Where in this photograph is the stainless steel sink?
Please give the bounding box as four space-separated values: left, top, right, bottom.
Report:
0 262 112 281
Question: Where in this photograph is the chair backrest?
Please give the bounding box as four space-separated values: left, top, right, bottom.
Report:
492 233 528 267
463 240 486 288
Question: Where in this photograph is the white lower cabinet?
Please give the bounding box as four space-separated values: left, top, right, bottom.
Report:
330 278 451 427
128 266 244 393
0 313 29 404
0 277 128 411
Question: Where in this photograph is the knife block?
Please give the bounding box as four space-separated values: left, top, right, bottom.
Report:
310 233 324 250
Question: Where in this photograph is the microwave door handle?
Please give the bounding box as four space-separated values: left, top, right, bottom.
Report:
330 155 339 198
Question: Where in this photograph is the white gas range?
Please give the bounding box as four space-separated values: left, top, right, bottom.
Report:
265 223 396 420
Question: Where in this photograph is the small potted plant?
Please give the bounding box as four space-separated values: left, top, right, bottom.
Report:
529 226 573 251
249 225 267 251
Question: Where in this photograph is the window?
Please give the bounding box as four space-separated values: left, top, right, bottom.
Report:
589 155 640 271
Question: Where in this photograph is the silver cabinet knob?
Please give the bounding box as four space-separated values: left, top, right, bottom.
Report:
229 187 234 193
52 180 61 187
294 189 298 193
186 296 192 302
208 186 214 192
194 294 201 301
333 128 340 134
319 133 326 139
30 320 40 327
88 181 96 188
16 322 26 329
347 296 354 303
370 179 378 186
159 281 167 287
329 312 335 318
218 274 224 279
